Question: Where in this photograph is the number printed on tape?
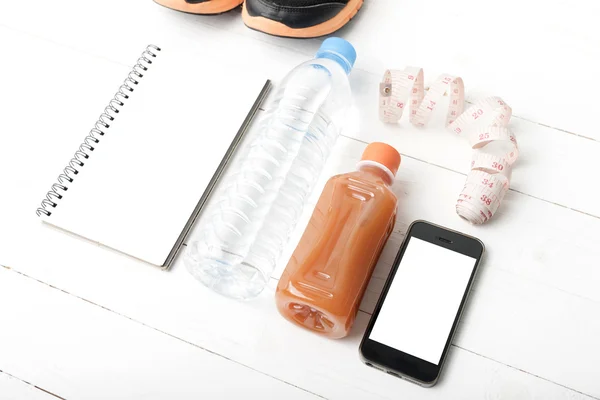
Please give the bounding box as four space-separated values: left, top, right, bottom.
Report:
379 68 519 225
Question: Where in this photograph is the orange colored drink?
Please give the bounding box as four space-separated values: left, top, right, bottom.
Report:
276 142 401 338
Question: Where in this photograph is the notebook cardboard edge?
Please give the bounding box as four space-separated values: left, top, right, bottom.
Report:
160 79 272 270
42 219 164 268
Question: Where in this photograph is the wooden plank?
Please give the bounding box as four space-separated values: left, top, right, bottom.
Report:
0 371 59 400
0 261 596 400
0 267 320 400
2 0 599 141
1 0 598 221
1 2 599 399
1 22 600 397
185 0 600 143
2 134 600 397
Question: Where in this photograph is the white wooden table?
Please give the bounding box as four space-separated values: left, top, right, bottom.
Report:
1 0 599 398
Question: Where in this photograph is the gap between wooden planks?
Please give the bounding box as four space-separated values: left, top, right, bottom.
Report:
1 0 599 219
2 134 599 398
1 0 600 398
1 263 597 400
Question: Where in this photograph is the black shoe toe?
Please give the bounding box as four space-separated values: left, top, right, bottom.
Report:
245 0 350 29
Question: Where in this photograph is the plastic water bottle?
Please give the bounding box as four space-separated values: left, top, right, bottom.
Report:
185 37 356 300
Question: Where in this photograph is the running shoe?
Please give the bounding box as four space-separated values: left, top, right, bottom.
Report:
154 0 244 14
242 0 363 38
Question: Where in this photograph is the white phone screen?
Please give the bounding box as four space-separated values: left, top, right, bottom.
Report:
369 237 477 365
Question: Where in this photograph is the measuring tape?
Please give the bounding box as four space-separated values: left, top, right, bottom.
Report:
379 67 519 224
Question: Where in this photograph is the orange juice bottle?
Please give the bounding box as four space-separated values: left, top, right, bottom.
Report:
276 142 401 339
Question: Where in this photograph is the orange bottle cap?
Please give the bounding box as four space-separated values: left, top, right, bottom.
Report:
360 142 401 177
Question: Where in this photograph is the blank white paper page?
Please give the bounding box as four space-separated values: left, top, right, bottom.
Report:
45 47 267 266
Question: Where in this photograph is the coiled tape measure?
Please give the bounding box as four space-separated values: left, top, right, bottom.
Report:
379 67 519 224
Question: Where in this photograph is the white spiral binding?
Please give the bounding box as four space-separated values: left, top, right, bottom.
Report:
36 45 161 217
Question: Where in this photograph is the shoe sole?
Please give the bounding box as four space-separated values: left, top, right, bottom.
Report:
242 0 363 38
154 0 243 14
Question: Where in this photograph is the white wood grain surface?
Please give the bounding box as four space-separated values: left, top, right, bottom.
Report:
0 371 56 400
1 0 599 398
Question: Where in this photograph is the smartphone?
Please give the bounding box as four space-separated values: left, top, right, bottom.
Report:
359 220 484 387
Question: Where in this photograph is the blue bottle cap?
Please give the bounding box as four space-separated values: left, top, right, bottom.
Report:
315 37 357 74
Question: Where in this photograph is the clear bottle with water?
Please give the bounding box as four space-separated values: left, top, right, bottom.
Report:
185 38 357 300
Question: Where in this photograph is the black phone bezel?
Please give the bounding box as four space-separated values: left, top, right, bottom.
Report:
359 220 484 386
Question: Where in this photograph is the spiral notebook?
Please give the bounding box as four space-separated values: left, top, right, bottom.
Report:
37 45 271 269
